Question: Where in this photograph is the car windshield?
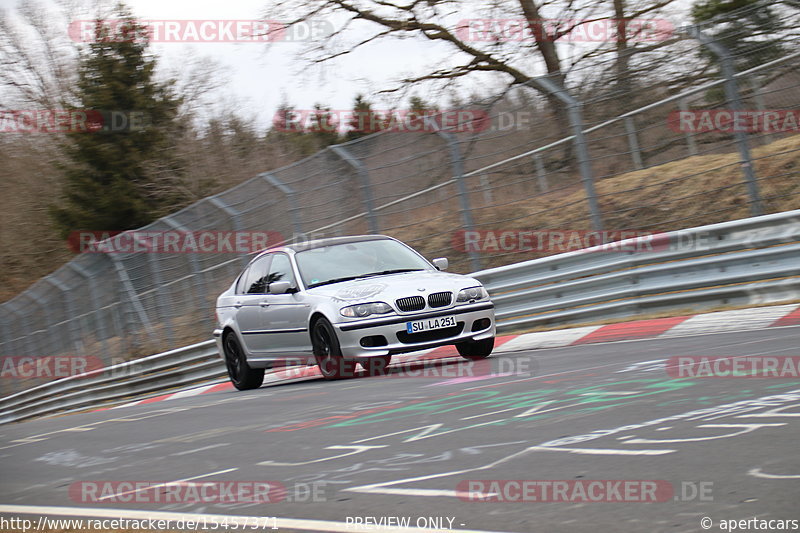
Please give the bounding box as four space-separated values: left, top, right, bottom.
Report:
295 239 432 288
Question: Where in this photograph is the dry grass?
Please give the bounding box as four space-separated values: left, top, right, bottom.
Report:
391 134 800 272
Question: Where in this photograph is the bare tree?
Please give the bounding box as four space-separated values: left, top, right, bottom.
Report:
262 0 685 159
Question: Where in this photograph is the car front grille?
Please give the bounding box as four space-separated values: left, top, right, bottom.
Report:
396 296 425 312
427 291 452 308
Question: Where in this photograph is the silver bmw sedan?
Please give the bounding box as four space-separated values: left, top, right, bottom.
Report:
213 235 495 389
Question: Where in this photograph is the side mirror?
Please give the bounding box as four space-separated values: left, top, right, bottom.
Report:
432 257 449 271
268 280 292 294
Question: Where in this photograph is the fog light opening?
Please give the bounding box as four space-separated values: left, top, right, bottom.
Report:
471 318 491 332
360 335 388 348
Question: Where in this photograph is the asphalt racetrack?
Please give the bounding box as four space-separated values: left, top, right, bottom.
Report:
1 326 799 532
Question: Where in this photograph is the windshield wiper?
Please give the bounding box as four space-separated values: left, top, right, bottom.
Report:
307 276 365 288
360 269 425 278
307 269 424 288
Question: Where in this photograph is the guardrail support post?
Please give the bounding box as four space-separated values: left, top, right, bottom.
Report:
534 76 604 232
686 25 763 216
436 129 482 272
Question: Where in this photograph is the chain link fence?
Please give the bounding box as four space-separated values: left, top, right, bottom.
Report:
2 0 799 395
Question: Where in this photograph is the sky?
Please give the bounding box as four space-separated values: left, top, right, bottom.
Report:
1 0 475 129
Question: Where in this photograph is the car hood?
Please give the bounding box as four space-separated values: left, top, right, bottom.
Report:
306 270 482 304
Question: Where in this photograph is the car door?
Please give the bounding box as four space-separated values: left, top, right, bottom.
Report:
234 254 272 353
260 253 312 357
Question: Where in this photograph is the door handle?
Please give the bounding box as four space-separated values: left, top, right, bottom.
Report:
259 301 270 307
234 302 242 309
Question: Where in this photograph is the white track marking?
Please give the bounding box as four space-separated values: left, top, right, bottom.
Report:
624 423 786 444
257 445 388 466
169 443 229 456
0 505 511 533
97 468 238 501
527 445 675 455
747 468 800 479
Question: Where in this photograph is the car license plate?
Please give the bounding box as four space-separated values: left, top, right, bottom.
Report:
406 315 456 334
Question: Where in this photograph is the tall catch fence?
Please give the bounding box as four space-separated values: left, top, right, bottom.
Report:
1 0 799 395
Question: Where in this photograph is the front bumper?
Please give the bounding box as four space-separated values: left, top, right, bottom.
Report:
333 301 495 358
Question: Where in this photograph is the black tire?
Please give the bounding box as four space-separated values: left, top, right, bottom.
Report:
311 318 356 380
223 332 265 390
358 355 393 376
456 337 495 360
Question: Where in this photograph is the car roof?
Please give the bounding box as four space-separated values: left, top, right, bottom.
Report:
276 234 395 254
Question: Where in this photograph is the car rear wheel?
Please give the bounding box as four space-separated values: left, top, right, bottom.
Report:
456 337 494 360
223 333 265 390
312 318 355 380
358 355 393 376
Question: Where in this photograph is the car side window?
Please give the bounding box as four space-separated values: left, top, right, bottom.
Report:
240 255 271 294
235 266 251 294
267 254 295 292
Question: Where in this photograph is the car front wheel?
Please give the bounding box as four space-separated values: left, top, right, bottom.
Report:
223 333 265 390
456 337 494 360
312 318 356 380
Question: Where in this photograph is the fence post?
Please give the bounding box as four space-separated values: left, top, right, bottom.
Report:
0 312 10 356
162 217 208 306
107 252 154 338
750 76 775 146
479 173 493 205
624 116 644 170
135 234 175 348
208 196 252 267
0 313 12 396
533 76 604 232
329 145 379 234
679 98 699 156
2 301 29 357
533 154 549 192
436 129 482 272
686 25 763 216
22 292 53 357
43 277 84 354
68 262 109 357
256 173 303 239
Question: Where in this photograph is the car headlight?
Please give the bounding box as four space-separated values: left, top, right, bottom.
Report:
456 286 488 302
340 302 393 318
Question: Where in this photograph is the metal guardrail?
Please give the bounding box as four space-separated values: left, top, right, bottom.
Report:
0 341 222 425
473 210 800 331
1 210 799 425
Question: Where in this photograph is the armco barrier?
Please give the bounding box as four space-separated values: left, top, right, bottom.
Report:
473 210 800 330
1 210 799 425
